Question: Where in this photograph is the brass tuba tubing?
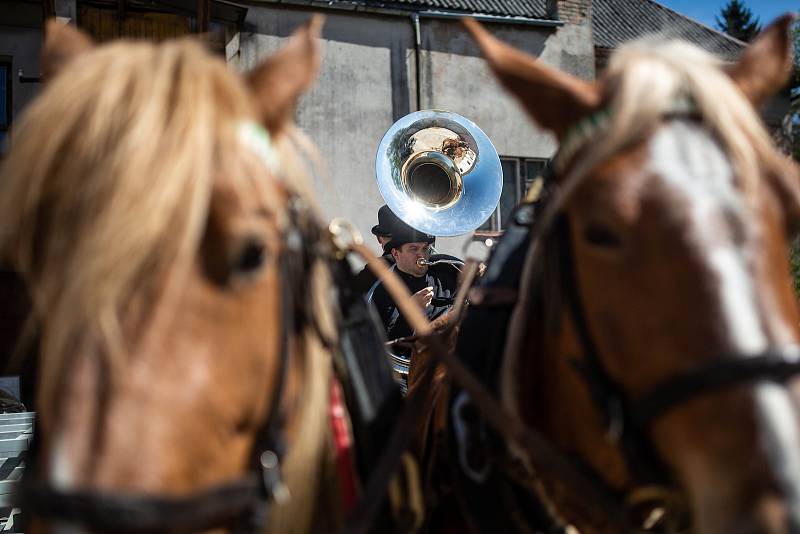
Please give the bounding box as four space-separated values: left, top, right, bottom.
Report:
416 258 464 269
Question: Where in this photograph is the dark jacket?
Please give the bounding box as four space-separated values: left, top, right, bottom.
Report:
353 253 396 294
369 263 459 341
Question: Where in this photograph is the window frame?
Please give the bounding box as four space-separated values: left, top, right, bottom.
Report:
0 57 12 155
479 156 548 232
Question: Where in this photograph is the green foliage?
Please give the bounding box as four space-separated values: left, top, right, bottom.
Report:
785 23 800 296
788 20 800 163
715 0 762 42
793 20 800 94
791 240 800 297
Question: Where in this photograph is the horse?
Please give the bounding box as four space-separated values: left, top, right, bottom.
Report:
0 18 405 534
409 15 800 534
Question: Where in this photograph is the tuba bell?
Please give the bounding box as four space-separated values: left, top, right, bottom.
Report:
375 110 502 236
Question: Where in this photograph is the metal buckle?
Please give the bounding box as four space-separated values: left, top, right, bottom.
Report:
260 450 291 505
328 217 364 258
625 485 690 533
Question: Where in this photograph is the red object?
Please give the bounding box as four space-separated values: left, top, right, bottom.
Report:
329 378 359 513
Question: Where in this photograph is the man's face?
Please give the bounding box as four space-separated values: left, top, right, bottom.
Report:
392 241 431 277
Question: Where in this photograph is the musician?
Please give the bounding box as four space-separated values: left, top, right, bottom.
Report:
353 205 400 293
369 221 460 340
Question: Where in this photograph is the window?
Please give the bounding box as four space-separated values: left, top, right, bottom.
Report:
479 156 548 231
0 59 10 152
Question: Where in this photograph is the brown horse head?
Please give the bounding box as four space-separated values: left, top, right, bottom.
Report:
467 15 800 534
0 17 342 533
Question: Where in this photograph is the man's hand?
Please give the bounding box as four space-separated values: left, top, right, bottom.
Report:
411 286 434 310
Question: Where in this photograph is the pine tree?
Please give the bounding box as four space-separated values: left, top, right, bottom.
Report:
715 0 762 42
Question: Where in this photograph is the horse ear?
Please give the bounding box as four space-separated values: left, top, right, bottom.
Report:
727 14 794 107
462 18 601 138
247 15 324 135
41 19 94 81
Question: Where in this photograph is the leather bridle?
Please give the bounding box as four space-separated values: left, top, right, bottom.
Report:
520 111 800 531
436 109 800 534
553 209 800 529
17 192 322 534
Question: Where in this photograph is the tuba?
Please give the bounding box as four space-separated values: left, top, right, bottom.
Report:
375 110 502 237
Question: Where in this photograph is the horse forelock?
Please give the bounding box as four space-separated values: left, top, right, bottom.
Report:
0 37 322 418
598 38 798 205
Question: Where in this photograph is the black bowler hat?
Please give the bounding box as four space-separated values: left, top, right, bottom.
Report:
371 205 402 237
383 219 435 253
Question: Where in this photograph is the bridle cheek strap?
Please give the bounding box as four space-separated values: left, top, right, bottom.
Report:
632 348 800 426
18 476 263 534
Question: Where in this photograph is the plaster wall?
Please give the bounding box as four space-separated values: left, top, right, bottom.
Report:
235 5 595 257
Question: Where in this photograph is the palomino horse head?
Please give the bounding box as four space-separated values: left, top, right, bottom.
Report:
0 18 343 533
467 15 800 534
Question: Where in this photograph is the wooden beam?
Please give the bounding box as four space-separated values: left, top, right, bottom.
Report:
197 0 209 34
41 0 56 23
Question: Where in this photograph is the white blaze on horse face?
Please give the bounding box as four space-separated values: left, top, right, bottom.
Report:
647 120 771 355
755 383 800 513
649 121 800 511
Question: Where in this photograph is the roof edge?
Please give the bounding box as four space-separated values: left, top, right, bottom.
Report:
246 0 562 26
648 0 747 48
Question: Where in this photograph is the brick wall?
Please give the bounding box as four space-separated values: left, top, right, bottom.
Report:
546 0 592 26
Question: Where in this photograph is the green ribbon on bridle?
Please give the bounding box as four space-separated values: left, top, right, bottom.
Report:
239 121 279 171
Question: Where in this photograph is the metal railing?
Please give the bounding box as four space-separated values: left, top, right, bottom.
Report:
0 411 34 532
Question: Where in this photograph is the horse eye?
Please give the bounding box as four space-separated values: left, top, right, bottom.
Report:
232 236 267 277
582 222 623 249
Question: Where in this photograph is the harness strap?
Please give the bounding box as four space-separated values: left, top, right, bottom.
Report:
467 286 518 307
347 241 631 530
340 243 441 534
633 349 800 425
557 215 671 486
19 477 264 534
341 335 439 534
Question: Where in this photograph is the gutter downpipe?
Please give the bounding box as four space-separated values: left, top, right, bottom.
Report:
412 13 421 111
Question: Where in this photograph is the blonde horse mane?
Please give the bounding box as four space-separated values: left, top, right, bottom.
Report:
0 35 338 530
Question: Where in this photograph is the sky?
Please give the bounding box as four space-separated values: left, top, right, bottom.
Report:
655 1 797 29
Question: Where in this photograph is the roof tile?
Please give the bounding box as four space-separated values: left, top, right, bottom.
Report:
593 0 744 59
329 0 548 18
